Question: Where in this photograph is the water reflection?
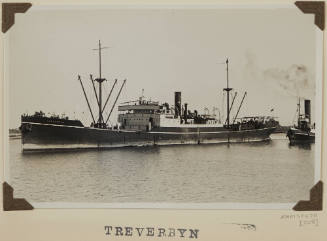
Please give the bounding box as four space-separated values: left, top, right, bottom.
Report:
22 145 162 157
9 133 315 203
288 143 312 150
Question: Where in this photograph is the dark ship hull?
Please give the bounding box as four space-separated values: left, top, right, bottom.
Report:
287 128 315 144
21 122 276 152
286 99 315 144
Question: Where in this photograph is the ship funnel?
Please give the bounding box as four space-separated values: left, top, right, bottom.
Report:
184 103 188 123
304 99 311 124
174 92 181 117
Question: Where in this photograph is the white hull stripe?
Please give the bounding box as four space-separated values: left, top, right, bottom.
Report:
22 137 271 151
293 133 315 137
22 122 135 132
22 122 274 135
149 128 273 135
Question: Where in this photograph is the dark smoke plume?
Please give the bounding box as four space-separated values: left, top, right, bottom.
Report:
263 64 315 98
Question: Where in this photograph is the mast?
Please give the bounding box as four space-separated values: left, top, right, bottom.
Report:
90 74 102 121
225 91 237 125
90 74 99 106
297 97 301 127
93 40 108 126
223 58 232 128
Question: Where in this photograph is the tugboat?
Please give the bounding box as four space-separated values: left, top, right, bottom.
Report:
286 99 315 144
20 41 278 152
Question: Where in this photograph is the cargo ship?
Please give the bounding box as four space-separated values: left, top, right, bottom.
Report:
20 41 277 152
286 99 315 144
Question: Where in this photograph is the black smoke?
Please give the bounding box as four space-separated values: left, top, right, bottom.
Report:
263 64 315 98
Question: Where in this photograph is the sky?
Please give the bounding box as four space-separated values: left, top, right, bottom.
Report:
8 7 317 128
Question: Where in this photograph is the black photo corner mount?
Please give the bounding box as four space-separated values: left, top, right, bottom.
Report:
293 181 323 211
3 182 34 211
2 2 32 33
295 1 325 30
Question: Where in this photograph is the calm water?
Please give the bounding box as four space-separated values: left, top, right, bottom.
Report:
9 134 315 203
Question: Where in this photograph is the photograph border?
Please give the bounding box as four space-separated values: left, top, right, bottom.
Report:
1 1 324 211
